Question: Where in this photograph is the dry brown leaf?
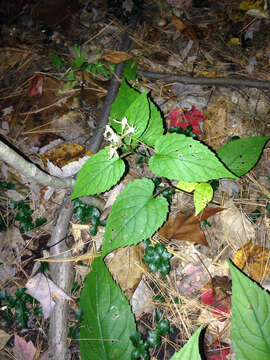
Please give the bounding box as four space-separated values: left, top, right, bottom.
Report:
171 15 198 40
234 241 270 281
101 50 132 64
107 244 147 299
216 199 255 250
171 15 187 32
0 330 11 351
43 143 89 168
159 207 224 246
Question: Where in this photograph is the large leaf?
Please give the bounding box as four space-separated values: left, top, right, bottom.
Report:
102 178 168 257
170 326 203 360
229 261 270 360
139 97 164 146
149 134 236 182
71 149 125 199
124 91 150 139
217 136 269 176
79 257 136 360
110 79 139 132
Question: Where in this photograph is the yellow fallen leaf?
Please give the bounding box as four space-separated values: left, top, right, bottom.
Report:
234 241 270 281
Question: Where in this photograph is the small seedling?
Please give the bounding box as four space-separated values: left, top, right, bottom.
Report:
143 240 172 275
9 200 46 232
73 199 105 235
130 310 171 359
0 288 42 328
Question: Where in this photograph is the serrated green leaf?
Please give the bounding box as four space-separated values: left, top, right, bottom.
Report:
110 80 140 132
193 183 213 215
71 149 125 199
217 136 270 176
122 59 137 81
124 91 149 139
139 98 164 146
170 326 203 360
149 134 236 182
102 178 169 257
52 53 61 71
229 261 270 360
79 257 136 360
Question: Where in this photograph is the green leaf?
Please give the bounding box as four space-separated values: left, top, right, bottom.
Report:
122 59 137 81
102 179 168 257
229 261 270 360
149 134 236 182
72 54 87 69
79 257 136 360
110 79 140 131
71 149 125 199
170 326 203 360
217 136 270 176
52 54 62 71
124 91 150 139
139 97 164 146
193 183 213 215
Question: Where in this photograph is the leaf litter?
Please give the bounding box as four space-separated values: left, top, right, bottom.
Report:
0 0 270 359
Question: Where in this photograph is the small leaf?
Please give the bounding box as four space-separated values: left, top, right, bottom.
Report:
149 134 236 182
217 136 270 176
71 149 125 199
79 257 136 360
102 179 168 257
170 326 203 360
176 181 198 192
52 53 62 71
193 183 213 215
229 261 270 360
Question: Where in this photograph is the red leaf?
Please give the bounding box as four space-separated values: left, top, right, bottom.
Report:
29 74 43 96
168 106 204 136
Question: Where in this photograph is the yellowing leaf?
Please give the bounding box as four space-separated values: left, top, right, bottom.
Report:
193 183 213 215
233 241 270 281
176 181 198 192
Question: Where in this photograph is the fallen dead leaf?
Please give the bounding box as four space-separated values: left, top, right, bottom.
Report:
159 207 224 246
101 50 132 64
233 241 270 281
25 273 73 319
216 199 255 250
0 330 11 351
43 143 89 168
107 244 148 299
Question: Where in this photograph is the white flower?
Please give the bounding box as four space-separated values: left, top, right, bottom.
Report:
104 125 119 143
108 147 119 160
121 117 128 131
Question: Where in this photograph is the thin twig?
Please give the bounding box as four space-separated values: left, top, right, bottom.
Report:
138 70 270 89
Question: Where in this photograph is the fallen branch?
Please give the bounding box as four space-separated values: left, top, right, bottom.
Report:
47 191 74 360
138 70 270 89
0 139 74 189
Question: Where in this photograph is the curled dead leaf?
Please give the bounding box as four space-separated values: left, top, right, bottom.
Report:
101 50 132 64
